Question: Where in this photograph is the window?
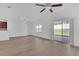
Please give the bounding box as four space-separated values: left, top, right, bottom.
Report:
35 24 42 32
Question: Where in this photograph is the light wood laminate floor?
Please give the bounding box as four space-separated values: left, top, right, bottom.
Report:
0 35 79 56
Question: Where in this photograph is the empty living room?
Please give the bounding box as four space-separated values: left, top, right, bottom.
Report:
0 1 79 57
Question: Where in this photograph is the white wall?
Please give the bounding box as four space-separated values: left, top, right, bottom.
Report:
0 31 9 41
8 18 27 37
0 5 28 41
31 16 53 39
26 21 33 35
0 17 27 41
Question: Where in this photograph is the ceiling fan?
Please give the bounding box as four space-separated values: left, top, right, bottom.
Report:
35 3 63 13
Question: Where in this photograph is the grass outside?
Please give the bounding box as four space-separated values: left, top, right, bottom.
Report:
54 29 70 36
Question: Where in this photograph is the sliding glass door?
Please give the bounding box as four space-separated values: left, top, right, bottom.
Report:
53 20 70 43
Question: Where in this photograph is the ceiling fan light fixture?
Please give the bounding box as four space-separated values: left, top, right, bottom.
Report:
49 8 53 12
35 3 63 13
40 8 46 13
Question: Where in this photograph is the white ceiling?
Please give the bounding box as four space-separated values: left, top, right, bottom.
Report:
0 3 79 21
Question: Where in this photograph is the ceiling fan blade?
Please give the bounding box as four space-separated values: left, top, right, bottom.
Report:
49 9 53 12
40 8 46 13
51 4 62 7
35 4 45 7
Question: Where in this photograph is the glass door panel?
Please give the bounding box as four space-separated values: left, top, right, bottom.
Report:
53 21 63 42
54 24 62 35
53 20 70 43
63 23 70 36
